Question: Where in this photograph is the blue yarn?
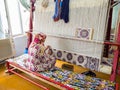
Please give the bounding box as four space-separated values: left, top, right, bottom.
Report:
60 0 69 23
60 1 62 7
53 0 69 23
53 0 60 20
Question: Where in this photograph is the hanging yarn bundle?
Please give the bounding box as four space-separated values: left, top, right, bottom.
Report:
60 0 69 23
53 0 62 21
41 0 49 8
53 0 69 23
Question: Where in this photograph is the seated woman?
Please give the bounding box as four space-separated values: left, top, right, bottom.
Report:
25 33 56 72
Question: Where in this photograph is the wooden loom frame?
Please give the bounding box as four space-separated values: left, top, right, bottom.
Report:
104 0 120 81
5 60 120 90
6 61 74 90
5 0 120 89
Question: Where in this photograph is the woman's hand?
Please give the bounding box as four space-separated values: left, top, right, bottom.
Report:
46 45 51 49
44 45 52 55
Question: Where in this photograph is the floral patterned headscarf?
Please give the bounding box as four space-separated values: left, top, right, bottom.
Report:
33 32 46 44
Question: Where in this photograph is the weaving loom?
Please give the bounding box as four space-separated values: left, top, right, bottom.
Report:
6 0 120 89
6 54 119 90
34 0 111 71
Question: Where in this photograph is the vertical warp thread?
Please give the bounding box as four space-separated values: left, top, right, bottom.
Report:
35 0 110 59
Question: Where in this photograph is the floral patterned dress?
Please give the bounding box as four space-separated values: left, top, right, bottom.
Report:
25 44 56 72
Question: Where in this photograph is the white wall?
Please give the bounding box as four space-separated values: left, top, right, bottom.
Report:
13 35 27 56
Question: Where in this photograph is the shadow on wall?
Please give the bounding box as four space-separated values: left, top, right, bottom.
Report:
0 38 14 61
13 35 27 56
